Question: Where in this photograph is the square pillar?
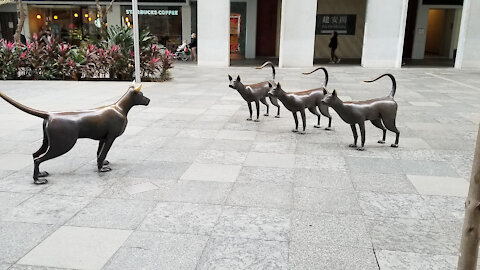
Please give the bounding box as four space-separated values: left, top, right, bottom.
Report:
181 5 192 43
361 0 409 68
107 4 121 28
455 0 480 69
278 0 317 68
197 0 230 67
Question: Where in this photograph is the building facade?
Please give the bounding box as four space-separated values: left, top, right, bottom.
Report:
1 0 478 68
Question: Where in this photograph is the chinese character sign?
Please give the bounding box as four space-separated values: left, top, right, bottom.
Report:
316 14 356 35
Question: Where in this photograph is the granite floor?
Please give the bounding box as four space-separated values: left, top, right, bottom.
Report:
0 63 479 269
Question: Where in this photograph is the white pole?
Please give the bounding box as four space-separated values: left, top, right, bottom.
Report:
132 0 141 82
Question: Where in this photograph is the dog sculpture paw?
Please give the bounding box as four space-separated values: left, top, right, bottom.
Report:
254 119 260 122
103 160 110 165
348 144 357 148
264 113 269 116
299 131 306 135
33 178 48 185
314 125 321 128
378 140 385 144
99 166 112 172
246 118 253 121
38 171 49 177
390 144 398 148
356 147 365 151
325 127 332 131
274 115 280 118
291 129 299 133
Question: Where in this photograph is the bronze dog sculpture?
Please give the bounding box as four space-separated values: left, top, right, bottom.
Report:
228 61 281 121
321 73 400 151
267 67 332 133
0 82 150 184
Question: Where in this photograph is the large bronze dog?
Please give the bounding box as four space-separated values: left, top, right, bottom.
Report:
267 67 332 133
321 73 400 150
228 61 281 121
0 82 150 184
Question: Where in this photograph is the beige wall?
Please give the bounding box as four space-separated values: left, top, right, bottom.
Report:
314 0 366 59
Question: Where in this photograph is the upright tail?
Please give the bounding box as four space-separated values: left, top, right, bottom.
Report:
364 73 397 97
0 91 49 119
302 67 329 87
256 61 276 80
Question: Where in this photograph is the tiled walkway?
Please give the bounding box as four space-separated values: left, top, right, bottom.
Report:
0 63 479 269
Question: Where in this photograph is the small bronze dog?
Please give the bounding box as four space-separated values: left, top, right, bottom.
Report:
0 82 150 184
267 67 332 133
321 73 400 150
228 61 281 121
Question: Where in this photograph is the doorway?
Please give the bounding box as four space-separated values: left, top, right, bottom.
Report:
424 9 457 59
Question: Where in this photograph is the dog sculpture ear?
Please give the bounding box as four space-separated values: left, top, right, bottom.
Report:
323 89 328 95
236 75 241 82
131 80 135 87
268 82 273 88
134 84 142 93
277 82 281 89
332 89 337 97
228 75 233 81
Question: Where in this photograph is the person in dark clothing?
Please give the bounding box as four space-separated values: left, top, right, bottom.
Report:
188 33 197 61
328 31 340 64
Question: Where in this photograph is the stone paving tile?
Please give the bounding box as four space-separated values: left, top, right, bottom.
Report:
366 217 458 255
40 174 108 198
289 241 378 270
67 198 156 230
2 194 91 225
376 250 456 270
226 182 293 209
291 211 371 248
18 226 132 270
0 153 33 171
99 178 173 201
207 139 253 152
146 148 201 162
195 150 247 165
422 195 465 220
294 187 361 214
293 169 353 190
244 152 296 168
161 180 232 204
236 166 295 184
139 202 222 235
103 231 208 270
358 192 434 219
0 221 55 264
181 163 241 182
346 157 403 174
215 130 257 140
197 236 288 270
213 206 290 241
121 160 191 181
0 192 32 219
407 175 469 196
350 172 417 194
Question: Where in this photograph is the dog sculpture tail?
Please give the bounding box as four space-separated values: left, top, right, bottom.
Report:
302 67 329 87
0 91 49 119
256 61 276 80
364 73 397 98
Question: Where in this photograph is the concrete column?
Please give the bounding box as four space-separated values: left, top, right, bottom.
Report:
107 4 121 28
181 5 192 43
245 0 257 59
278 0 317 67
197 0 230 67
22 4 30 39
361 0 409 68
411 2 429 59
455 0 480 69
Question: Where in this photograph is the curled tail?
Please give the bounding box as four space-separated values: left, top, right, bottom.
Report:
256 61 276 80
0 91 49 119
364 73 397 98
302 67 329 87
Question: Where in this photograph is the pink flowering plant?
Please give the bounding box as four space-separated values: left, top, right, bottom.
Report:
0 26 173 81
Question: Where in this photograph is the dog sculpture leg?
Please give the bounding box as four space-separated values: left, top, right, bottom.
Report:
318 104 332 130
292 112 299 132
247 102 253 121
371 119 387 144
32 125 50 178
97 138 115 172
97 140 110 166
308 107 322 128
269 96 281 118
254 100 260 122
349 124 358 148
300 110 307 134
358 121 366 151
382 118 400 148
33 130 77 184
260 97 270 116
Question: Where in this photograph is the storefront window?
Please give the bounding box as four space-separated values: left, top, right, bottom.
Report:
121 6 182 50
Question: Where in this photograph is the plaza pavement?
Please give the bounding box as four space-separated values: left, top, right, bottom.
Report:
0 63 479 269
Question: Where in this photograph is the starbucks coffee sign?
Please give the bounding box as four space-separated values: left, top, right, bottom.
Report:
125 9 179 16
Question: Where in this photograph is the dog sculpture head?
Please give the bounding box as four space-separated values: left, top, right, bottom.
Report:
321 89 340 106
127 82 150 106
228 75 243 90
267 81 282 97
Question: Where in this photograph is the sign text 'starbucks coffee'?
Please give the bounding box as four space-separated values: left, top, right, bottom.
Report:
125 9 179 16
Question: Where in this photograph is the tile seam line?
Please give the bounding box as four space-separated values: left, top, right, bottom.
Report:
426 72 480 91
